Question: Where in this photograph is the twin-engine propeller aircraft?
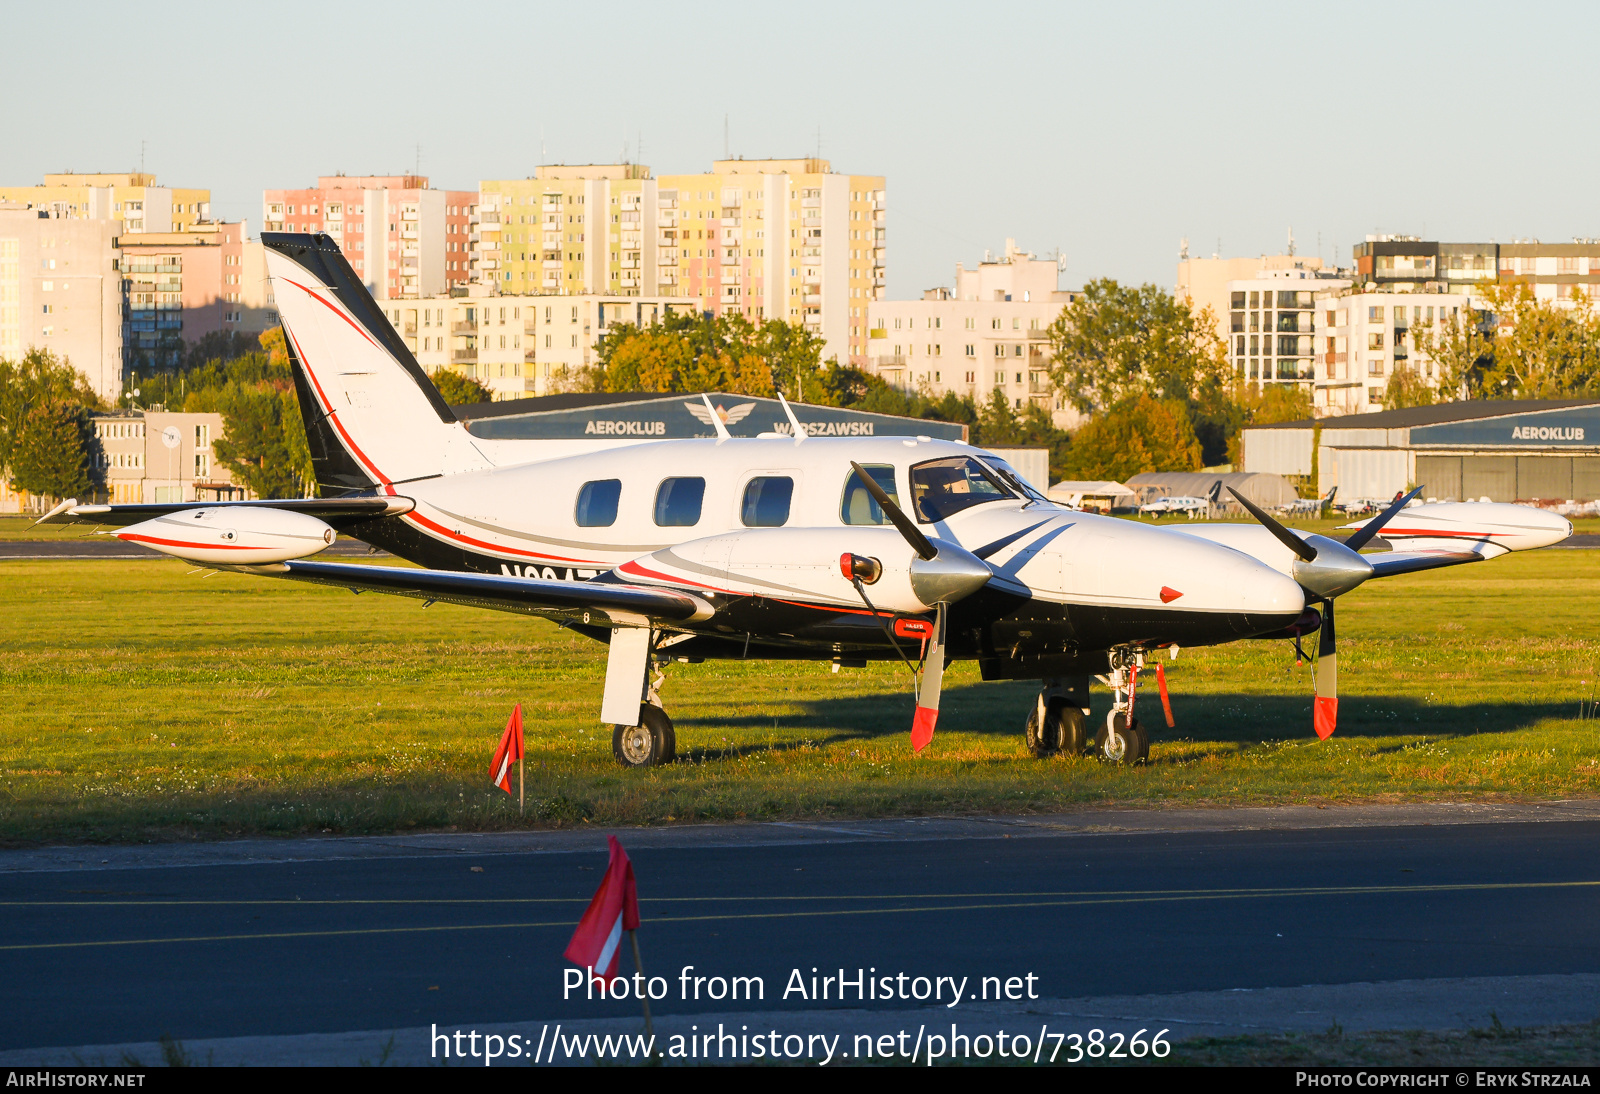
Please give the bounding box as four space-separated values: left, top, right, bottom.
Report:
41 234 1573 766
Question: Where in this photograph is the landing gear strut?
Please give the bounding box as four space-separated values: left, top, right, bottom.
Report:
611 636 679 768
1095 648 1149 765
1024 676 1090 758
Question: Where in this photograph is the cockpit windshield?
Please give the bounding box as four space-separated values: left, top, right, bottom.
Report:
909 456 1015 522
978 457 1049 503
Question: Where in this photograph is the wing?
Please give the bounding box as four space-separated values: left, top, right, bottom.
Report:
38 497 414 530
227 558 713 625
722 402 757 425
1364 550 1486 579
684 401 716 425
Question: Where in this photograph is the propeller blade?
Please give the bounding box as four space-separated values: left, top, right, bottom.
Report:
850 461 936 561
1314 598 1338 740
1155 660 1176 728
911 602 946 753
1226 487 1317 562
1343 486 1424 552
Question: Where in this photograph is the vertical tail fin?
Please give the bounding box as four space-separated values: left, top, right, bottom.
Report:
264 233 484 490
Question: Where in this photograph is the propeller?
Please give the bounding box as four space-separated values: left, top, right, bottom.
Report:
1227 485 1421 740
1343 486 1424 551
847 461 993 753
1314 598 1337 739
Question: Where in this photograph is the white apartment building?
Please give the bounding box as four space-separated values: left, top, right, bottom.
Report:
380 290 692 401
1226 267 1351 387
1315 290 1472 416
0 205 124 400
866 240 1078 425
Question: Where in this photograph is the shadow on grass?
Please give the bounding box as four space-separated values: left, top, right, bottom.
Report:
673 681 1585 750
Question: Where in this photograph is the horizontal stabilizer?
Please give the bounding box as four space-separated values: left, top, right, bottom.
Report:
225 559 714 625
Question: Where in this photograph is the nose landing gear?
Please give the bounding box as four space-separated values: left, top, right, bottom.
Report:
1095 647 1149 765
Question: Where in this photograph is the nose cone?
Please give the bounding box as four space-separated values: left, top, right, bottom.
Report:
1293 534 1375 600
909 541 993 606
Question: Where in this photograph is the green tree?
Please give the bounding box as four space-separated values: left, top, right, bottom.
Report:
429 368 493 406
1410 304 1493 401
1473 282 1600 398
1381 365 1438 410
9 400 94 500
1046 279 1231 414
211 383 311 499
0 348 102 475
593 313 823 396
1061 394 1203 482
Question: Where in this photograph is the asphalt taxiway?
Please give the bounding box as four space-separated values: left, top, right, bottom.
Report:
1 801 1598 1062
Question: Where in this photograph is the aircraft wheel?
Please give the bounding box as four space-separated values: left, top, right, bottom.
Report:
1098 711 1149 765
1024 701 1059 757
1058 706 1089 755
612 705 675 768
1026 700 1090 758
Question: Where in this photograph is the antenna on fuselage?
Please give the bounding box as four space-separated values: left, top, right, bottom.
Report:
699 392 731 442
777 392 807 442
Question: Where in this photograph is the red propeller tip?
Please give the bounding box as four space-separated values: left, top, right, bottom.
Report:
1314 696 1338 740
911 706 938 753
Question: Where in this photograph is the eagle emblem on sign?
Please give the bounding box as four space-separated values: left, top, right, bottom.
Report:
686 400 757 428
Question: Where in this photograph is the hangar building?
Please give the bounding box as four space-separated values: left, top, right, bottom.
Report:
1241 400 1600 503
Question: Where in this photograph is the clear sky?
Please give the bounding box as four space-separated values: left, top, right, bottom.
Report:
6 1 1598 299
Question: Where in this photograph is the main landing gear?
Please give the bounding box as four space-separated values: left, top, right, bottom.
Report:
1024 677 1090 758
611 643 678 768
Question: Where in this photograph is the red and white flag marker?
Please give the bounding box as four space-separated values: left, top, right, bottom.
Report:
564 836 656 1039
489 703 524 813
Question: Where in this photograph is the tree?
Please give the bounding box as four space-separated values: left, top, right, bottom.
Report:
1409 304 1493 401
1060 395 1203 482
592 313 822 396
9 400 94 501
0 348 102 475
1046 279 1231 415
1381 365 1437 410
429 368 493 406
1472 282 1600 398
211 384 312 499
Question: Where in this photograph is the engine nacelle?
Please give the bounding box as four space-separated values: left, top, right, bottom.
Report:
1342 501 1573 557
111 507 337 564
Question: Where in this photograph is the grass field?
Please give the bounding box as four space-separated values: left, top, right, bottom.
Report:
2 549 1599 846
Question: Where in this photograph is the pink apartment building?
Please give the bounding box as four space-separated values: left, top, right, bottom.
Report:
262 175 475 299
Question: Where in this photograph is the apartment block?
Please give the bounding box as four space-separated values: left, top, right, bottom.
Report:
1225 267 1353 387
1354 235 1600 302
263 176 476 300
118 222 273 369
0 173 211 235
1315 290 1473 416
866 240 1078 424
477 158 884 368
0 204 124 399
377 290 692 401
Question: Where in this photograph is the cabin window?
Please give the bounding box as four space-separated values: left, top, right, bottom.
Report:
840 464 900 526
909 456 1013 522
574 479 621 527
741 476 793 527
653 477 705 526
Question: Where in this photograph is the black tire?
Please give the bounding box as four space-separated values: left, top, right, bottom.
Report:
612 705 674 768
1058 705 1089 755
1024 701 1058 758
1098 712 1149 765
